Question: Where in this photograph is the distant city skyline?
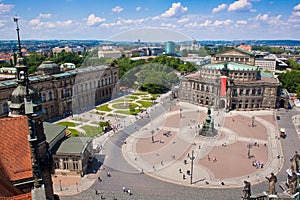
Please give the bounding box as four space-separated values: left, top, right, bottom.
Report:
0 0 300 41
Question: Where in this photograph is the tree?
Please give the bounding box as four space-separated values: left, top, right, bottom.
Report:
278 71 300 93
286 59 300 70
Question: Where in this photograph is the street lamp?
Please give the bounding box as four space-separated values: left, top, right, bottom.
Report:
59 179 62 191
247 144 252 159
151 130 155 143
190 150 195 184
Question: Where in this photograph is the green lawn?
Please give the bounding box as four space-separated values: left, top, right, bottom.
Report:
111 102 139 109
72 118 89 122
68 128 80 137
142 97 156 101
132 92 147 96
151 94 160 98
81 125 103 137
57 121 78 127
96 104 112 112
111 99 134 103
137 100 153 108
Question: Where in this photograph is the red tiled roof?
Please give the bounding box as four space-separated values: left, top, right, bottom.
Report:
0 116 33 182
0 193 32 200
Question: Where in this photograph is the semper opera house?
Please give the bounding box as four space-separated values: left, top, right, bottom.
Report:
0 61 119 121
178 48 289 111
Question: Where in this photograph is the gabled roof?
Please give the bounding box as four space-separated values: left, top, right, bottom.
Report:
212 47 255 56
0 116 33 182
56 137 92 155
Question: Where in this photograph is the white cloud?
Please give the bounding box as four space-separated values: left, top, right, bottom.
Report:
39 13 52 19
255 13 268 21
294 3 300 11
161 2 188 18
29 18 40 25
178 18 189 24
0 3 14 14
237 20 247 25
212 4 227 14
161 23 176 28
29 13 73 29
214 19 232 26
292 11 300 17
0 19 5 27
228 0 252 12
136 6 142 11
200 20 212 27
86 13 106 26
112 6 123 13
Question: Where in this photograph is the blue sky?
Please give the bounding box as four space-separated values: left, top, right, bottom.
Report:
0 0 300 41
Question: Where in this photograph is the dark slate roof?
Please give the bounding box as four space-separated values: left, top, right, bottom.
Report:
43 122 66 144
55 137 92 155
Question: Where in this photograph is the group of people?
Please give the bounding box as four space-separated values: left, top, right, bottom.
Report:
122 186 132 195
252 160 264 169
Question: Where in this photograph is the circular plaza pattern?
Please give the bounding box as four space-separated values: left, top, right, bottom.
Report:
123 102 283 188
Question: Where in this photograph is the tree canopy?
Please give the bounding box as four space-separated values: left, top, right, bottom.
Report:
278 70 300 97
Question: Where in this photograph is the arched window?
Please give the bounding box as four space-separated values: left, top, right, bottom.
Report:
43 93 46 102
49 91 53 101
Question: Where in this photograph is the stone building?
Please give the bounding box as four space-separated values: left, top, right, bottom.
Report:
53 137 93 176
179 62 288 111
211 48 255 66
0 63 119 121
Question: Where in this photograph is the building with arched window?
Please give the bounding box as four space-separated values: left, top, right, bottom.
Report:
178 62 288 111
0 64 119 120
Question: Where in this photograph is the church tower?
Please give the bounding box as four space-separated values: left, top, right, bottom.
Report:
8 17 55 200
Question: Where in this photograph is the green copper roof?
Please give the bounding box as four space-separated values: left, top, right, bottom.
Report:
56 137 92 155
202 62 258 71
43 122 66 144
38 61 59 69
260 71 275 78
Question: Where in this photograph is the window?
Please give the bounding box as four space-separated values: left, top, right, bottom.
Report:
49 91 53 101
63 158 68 170
3 103 8 113
252 89 256 95
246 89 250 95
54 158 60 169
51 105 54 113
73 158 79 170
233 89 238 96
239 89 244 95
258 88 262 95
42 93 46 102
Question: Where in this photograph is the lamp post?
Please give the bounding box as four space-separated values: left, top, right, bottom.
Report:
59 179 62 191
247 144 252 159
151 130 155 143
190 150 195 184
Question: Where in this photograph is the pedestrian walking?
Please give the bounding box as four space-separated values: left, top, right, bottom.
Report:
207 155 211 161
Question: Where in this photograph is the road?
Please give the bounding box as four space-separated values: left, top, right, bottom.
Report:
60 105 300 200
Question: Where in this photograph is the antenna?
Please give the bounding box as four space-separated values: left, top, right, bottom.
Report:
13 16 22 56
